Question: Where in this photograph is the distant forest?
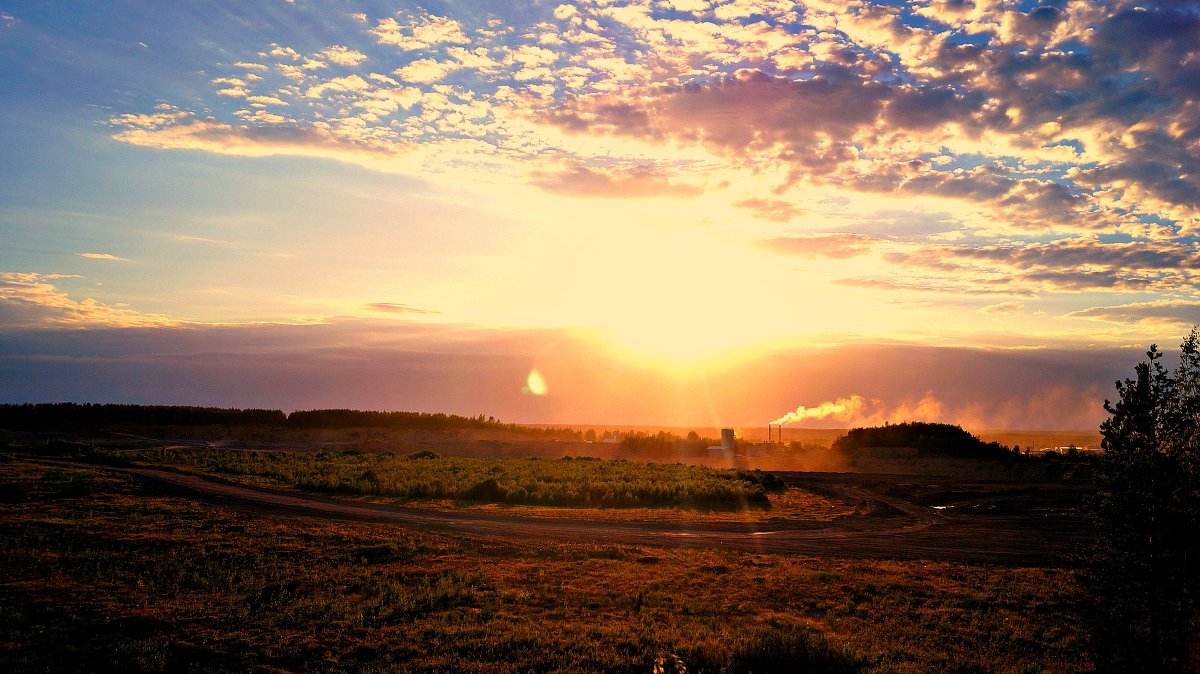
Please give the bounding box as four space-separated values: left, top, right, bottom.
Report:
0 403 580 439
833 422 1020 459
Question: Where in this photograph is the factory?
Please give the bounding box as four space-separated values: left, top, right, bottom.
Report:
707 428 773 458
705 428 737 457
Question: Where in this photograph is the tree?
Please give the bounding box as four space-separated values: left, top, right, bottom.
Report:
1086 330 1200 673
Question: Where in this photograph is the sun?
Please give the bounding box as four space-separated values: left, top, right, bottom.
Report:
547 224 803 367
577 264 783 369
593 304 765 366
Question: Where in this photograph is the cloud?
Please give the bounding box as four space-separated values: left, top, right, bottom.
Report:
108 108 191 130
0 319 1142 430
97 0 1200 321
77 252 129 261
394 58 462 84
177 235 237 247
529 164 703 199
757 234 876 259
246 95 288 106
265 44 301 61
1020 269 1161 292
883 237 1199 294
546 69 893 176
366 302 439 315
835 277 1036 297
734 198 805 222
304 74 371 98
980 301 1025 316
318 45 368 67
0 272 171 328
371 12 470 51
1067 301 1200 326
110 119 409 168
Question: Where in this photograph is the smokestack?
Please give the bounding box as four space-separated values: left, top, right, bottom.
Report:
778 424 783 445
767 424 773 444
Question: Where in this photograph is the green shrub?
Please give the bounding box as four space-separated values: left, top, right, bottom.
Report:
112 448 782 510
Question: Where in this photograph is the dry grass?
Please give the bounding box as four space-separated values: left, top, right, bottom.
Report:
0 458 1093 672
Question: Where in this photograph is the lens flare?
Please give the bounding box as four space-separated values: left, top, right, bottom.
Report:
524 369 547 396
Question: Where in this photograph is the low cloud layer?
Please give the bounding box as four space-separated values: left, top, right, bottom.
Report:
1067 300 1200 326
0 317 1148 430
366 302 439 315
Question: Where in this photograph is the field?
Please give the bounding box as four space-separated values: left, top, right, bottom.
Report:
104 448 786 510
0 443 1096 672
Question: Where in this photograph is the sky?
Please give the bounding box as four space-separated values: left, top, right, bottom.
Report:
1 0 1198 429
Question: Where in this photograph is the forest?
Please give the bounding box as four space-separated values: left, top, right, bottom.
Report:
0 403 579 438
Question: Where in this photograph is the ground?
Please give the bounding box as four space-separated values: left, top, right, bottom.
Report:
0 456 1094 672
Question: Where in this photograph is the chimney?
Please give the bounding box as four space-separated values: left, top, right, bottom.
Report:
778 424 783 445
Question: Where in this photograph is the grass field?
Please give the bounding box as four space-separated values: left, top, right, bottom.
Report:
0 457 1093 672
103 448 787 510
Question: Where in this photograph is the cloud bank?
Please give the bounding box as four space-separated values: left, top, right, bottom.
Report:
0 315 1146 430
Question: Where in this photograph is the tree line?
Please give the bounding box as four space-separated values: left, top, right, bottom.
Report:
0 403 579 438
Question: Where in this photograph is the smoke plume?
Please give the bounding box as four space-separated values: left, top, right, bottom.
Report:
770 395 867 425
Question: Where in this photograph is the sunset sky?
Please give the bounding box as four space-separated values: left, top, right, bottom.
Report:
2 0 1198 429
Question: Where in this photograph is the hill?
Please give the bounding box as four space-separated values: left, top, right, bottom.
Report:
832 422 1020 460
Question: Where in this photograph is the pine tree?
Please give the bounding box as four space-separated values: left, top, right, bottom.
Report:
1086 330 1200 672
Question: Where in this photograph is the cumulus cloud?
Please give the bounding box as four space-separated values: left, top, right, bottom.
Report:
545 69 891 177
371 12 469 51
101 0 1200 320
318 45 368 67
0 273 171 328
304 74 371 98
394 58 462 84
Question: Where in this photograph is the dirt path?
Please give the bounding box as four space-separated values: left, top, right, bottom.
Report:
52 461 1087 566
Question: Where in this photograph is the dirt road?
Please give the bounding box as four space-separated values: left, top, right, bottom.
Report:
65 461 1089 566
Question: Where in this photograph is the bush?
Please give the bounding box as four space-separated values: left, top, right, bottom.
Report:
460 478 507 502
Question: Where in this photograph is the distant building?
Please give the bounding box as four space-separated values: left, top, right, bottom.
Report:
707 428 737 457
